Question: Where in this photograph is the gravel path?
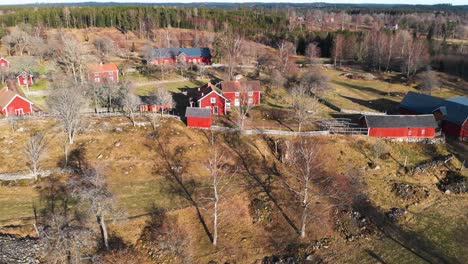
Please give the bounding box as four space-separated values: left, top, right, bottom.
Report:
0 168 68 181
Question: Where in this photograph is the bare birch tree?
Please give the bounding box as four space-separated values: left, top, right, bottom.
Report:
332 34 345 68
52 34 87 84
123 92 141 127
291 84 321 132
214 31 243 80
235 84 255 130
278 40 295 74
69 167 115 250
285 139 323 238
205 135 234 246
306 42 321 65
47 82 84 145
24 131 47 180
152 87 174 116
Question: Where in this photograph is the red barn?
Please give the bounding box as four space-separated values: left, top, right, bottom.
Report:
17 71 33 86
148 48 212 65
185 107 212 128
190 82 229 115
88 63 119 84
361 115 438 138
219 80 262 107
0 57 9 70
400 92 468 140
0 86 33 117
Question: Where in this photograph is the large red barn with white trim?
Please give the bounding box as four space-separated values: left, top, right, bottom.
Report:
0 86 33 117
361 115 438 138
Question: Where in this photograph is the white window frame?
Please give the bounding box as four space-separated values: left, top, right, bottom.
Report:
248 91 254 96
94 73 99 77
235 92 240 97
226 102 231 109
210 97 216 104
234 99 240 106
248 98 253 105
94 77 100 83
109 76 114 82
421 129 425 135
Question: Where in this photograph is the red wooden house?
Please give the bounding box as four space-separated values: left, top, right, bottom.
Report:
219 80 262 107
17 71 33 86
190 82 230 115
148 48 212 65
0 86 33 117
88 63 119 84
361 115 438 138
185 107 212 128
0 58 9 70
400 92 468 140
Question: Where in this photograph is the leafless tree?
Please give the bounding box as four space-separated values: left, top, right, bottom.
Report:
332 34 345 68
52 34 87 84
204 135 234 246
68 167 115 250
306 42 321 64
24 131 47 180
2 26 32 56
277 40 295 74
214 30 243 80
152 87 174 116
271 69 287 88
291 84 321 132
400 36 429 80
417 68 439 95
47 81 84 145
284 139 323 238
93 36 115 62
234 84 255 130
300 67 331 96
122 91 141 127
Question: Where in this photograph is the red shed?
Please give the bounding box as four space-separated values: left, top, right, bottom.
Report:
361 115 438 138
185 107 212 128
0 57 9 70
220 80 262 107
17 71 33 86
191 83 230 115
0 87 33 117
88 63 119 84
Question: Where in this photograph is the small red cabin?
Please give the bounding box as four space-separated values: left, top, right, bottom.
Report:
220 80 262 107
88 63 119 84
0 86 33 117
17 71 33 86
361 115 438 138
0 58 9 70
185 107 212 128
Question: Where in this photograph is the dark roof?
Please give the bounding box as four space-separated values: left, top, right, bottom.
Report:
220 80 262 92
400 92 468 125
191 82 229 102
151 47 211 59
363 115 438 128
446 96 468 106
185 107 211 118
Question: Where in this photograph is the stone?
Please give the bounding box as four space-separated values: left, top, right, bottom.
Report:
374 165 381 170
97 153 103 159
114 141 121 147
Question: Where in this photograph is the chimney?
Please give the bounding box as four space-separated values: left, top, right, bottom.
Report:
198 87 200 92
99 62 103 66
202 93 204 96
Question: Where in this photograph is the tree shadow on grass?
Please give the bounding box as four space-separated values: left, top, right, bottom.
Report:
340 95 399 113
153 138 213 243
354 197 460 264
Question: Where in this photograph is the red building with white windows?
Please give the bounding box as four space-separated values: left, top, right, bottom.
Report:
0 86 33 117
190 82 230 115
361 115 438 138
219 80 262 107
0 58 9 71
17 71 33 86
88 63 119 84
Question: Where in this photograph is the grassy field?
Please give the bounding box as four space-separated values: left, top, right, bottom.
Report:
0 116 466 262
135 79 208 95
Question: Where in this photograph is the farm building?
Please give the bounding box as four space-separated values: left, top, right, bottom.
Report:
0 86 33 117
185 107 212 128
0 57 9 70
16 71 33 86
148 48 212 65
399 92 468 140
361 115 438 138
189 82 230 115
220 79 262 107
88 63 119 84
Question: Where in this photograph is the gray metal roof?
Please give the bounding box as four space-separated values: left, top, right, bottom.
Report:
446 96 468 106
364 115 438 128
400 92 468 125
151 47 211 59
185 107 211 118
